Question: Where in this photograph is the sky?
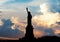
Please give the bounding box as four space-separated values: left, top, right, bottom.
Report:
0 0 60 39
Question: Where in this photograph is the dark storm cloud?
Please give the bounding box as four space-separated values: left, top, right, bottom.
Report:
0 19 24 38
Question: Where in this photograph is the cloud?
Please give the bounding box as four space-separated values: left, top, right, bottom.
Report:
1 0 60 19
40 3 50 13
32 3 60 28
0 18 26 38
11 16 26 33
0 0 48 19
33 28 55 38
47 0 60 13
0 8 27 20
34 29 46 38
32 3 60 38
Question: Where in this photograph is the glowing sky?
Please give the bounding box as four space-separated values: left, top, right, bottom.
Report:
32 3 60 28
0 0 60 39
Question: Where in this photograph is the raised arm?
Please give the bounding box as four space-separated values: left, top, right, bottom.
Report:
26 8 29 13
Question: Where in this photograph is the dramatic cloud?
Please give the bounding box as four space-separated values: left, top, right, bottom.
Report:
0 0 48 19
32 3 60 28
0 18 26 38
32 3 60 38
11 16 26 33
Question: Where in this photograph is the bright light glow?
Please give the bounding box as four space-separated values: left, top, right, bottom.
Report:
32 3 60 28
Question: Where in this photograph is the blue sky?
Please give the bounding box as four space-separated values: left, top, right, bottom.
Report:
13 0 33 3
0 0 59 19
0 0 60 19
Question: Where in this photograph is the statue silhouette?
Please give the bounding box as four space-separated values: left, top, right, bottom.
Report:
20 8 35 40
19 8 60 41
24 8 34 40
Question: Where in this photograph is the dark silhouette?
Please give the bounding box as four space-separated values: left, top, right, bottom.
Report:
19 8 60 41
20 8 35 41
25 8 34 39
